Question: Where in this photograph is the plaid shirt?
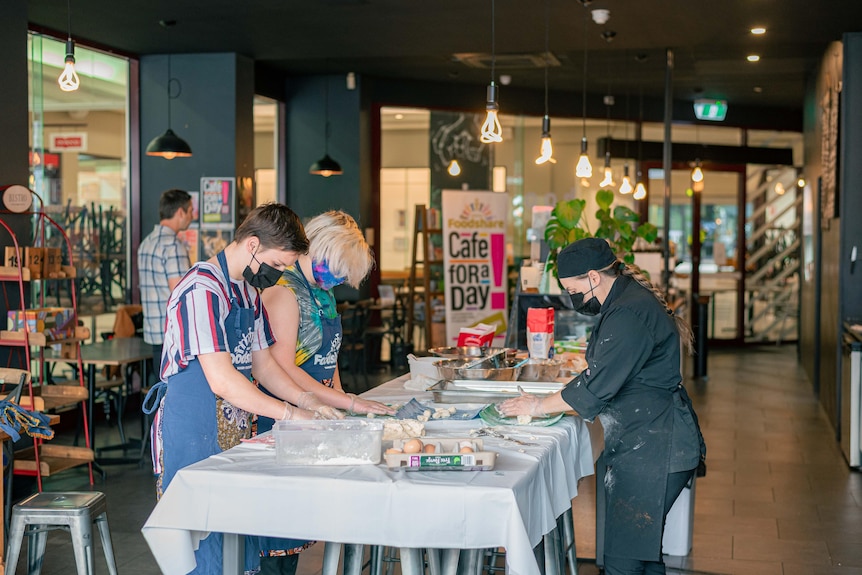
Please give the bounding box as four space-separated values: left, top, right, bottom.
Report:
138 225 191 345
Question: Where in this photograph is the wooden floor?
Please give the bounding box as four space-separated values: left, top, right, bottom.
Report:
8 345 862 575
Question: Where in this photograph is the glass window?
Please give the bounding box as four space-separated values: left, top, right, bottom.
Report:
28 32 130 319
253 95 278 205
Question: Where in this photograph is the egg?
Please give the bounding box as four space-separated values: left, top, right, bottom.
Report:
459 446 474 454
385 447 403 454
402 438 424 453
423 443 437 453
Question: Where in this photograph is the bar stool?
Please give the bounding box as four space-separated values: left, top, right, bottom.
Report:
5 491 118 575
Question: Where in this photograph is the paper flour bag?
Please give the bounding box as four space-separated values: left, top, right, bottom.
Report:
526 308 555 359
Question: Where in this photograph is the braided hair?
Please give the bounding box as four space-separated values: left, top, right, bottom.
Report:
599 260 694 354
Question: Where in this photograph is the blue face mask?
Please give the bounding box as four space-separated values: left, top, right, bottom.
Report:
312 260 345 291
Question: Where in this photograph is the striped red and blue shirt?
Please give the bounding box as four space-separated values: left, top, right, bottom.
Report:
159 261 275 381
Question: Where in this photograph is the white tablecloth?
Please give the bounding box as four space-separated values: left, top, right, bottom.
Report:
142 375 595 575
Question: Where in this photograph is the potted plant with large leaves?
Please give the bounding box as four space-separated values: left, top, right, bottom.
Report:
543 189 658 281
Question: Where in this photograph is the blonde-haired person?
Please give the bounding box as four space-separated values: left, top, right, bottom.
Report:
500 237 705 575
255 210 394 573
260 210 394 423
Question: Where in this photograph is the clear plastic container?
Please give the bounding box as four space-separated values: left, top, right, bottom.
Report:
274 419 383 465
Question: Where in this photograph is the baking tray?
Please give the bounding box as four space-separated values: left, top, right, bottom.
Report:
427 379 564 404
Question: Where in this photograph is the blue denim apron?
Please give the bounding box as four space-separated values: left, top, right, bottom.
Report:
143 251 260 574
255 263 343 559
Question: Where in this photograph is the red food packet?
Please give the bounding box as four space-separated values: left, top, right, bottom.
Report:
526 308 555 359
457 323 496 347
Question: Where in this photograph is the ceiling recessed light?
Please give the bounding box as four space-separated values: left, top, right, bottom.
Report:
750 27 766 35
747 54 760 62
753 86 763 93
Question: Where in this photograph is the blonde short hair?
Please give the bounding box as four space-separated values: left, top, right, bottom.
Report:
304 210 374 289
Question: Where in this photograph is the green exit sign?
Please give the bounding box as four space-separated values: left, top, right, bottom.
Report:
693 99 728 121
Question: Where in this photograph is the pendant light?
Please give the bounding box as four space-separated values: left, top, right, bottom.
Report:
691 159 704 192
575 7 592 179
58 0 80 92
447 159 462 176
535 0 555 165
146 20 193 160
619 166 634 194
480 0 503 144
310 75 343 177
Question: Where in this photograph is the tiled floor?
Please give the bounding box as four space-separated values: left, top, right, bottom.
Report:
7 345 862 574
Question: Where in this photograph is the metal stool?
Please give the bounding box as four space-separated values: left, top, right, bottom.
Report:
5 491 118 575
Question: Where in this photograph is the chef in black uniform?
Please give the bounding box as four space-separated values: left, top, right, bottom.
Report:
500 237 706 575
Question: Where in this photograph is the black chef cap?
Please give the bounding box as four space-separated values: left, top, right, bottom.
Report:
556 237 617 278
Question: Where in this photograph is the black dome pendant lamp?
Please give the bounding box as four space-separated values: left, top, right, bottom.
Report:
146 20 192 160
310 75 342 177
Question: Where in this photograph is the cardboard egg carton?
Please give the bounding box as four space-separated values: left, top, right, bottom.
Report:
384 437 496 471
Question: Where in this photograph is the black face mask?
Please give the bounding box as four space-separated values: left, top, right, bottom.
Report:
243 251 282 290
570 280 602 316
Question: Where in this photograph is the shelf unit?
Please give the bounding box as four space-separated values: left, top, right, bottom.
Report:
406 204 445 350
0 208 95 488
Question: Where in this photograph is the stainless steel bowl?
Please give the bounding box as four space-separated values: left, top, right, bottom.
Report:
434 358 524 381
517 358 563 382
428 346 490 359
428 346 516 360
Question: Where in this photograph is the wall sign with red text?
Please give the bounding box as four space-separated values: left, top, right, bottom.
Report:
48 133 88 153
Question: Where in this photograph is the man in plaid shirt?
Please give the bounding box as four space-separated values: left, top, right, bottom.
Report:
138 189 194 371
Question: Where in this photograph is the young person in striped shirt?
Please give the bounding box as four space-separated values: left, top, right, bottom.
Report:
143 203 341 575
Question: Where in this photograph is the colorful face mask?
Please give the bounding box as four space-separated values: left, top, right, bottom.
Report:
312 260 345 291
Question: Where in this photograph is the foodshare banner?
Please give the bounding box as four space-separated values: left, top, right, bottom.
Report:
441 190 508 346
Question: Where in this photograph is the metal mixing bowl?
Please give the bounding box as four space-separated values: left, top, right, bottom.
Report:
428 346 490 359
517 358 563 382
428 346 516 360
434 358 524 381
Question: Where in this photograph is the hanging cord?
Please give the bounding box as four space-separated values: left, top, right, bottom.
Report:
324 74 331 154
490 0 496 87
605 59 612 140
637 82 644 174
543 0 550 118
167 34 173 128
161 20 181 129
581 8 588 138
66 0 73 41
624 51 630 161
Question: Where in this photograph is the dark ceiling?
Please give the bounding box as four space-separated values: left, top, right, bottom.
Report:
27 0 862 119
